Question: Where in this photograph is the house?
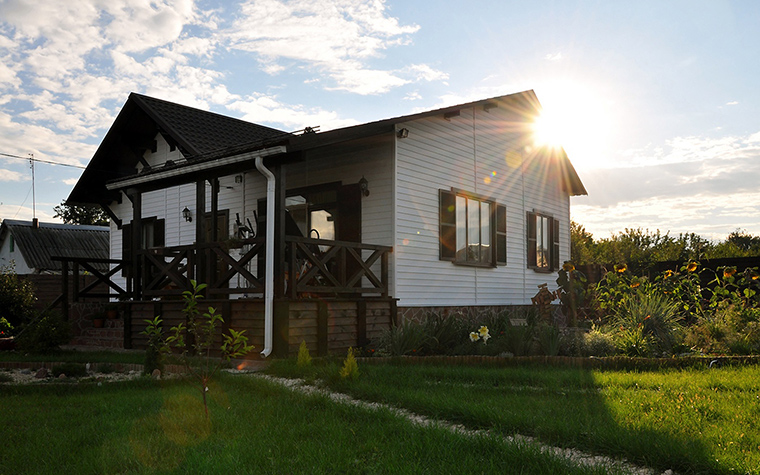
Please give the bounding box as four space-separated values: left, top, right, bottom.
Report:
0 219 109 274
66 90 586 356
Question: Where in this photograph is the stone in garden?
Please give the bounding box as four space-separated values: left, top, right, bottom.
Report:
151 369 161 380
58 373 66 380
34 368 48 379
20 369 31 375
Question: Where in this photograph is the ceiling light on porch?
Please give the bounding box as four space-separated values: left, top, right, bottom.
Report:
397 128 409 138
182 207 192 222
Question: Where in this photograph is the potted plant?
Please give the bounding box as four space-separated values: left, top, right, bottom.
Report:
91 311 106 328
105 302 120 319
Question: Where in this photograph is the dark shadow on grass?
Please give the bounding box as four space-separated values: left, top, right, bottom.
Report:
271 357 735 474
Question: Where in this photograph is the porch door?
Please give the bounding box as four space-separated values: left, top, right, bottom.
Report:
255 182 362 285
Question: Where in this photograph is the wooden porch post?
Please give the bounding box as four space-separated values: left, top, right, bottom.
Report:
128 189 143 298
195 179 206 290
272 163 289 357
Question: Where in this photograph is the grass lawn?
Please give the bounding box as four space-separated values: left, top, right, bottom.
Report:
0 372 614 474
266 359 760 475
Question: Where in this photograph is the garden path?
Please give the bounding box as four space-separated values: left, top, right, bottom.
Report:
253 374 674 475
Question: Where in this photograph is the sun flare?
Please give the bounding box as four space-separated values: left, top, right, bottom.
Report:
531 80 615 169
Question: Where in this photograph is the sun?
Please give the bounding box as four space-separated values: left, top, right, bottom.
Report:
531 80 614 169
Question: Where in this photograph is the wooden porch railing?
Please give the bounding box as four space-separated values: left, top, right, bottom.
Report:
138 237 392 299
47 256 130 319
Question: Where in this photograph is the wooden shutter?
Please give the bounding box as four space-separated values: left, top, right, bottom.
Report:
439 190 457 261
495 204 507 266
526 211 537 268
337 183 362 243
552 218 560 271
153 219 165 247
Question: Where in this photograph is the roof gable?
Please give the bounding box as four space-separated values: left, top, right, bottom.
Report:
68 93 289 205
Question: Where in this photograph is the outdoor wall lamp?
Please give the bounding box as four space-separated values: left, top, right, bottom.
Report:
359 176 370 197
182 207 192 222
397 128 409 138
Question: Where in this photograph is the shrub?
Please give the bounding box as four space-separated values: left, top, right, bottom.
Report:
297 340 312 368
582 328 617 357
609 291 683 356
685 305 760 355
504 324 533 356
379 319 430 356
339 347 359 380
142 280 254 417
0 317 13 337
615 326 653 357
0 264 36 327
15 312 72 354
536 324 561 356
421 313 466 355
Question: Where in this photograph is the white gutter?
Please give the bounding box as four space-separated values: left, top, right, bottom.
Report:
105 146 287 190
255 155 276 358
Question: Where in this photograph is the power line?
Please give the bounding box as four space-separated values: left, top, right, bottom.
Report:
0 152 86 169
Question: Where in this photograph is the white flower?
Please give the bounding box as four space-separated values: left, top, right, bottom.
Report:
469 332 480 342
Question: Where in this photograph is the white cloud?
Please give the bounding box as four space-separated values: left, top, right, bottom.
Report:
227 94 357 131
726 100 738 106
545 52 563 61
0 168 24 181
225 0 434 94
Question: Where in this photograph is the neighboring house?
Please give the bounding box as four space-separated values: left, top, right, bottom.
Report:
67 90 586 356
0 219 109 274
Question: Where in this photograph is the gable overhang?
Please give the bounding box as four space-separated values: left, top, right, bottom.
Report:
105 145 288 194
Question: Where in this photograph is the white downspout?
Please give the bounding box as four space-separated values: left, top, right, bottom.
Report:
255 156 276 358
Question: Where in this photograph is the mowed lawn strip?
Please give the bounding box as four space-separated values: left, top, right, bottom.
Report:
0 373 615 475
266 360 760 475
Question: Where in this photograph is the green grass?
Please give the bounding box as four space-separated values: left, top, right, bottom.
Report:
0 373 614 474
266 359 760 474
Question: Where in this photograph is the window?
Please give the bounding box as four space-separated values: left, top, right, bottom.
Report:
439 189 507 266
527 211 559 272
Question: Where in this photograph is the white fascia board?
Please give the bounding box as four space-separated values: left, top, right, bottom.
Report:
105 146 287 191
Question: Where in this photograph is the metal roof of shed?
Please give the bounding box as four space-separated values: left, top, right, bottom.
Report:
0 220 110 273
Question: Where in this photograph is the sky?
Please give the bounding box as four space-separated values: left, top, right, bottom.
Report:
0 0 759 242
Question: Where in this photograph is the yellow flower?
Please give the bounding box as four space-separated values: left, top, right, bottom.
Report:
615 264 628 273
723 266 737 278
563 262 575 272
479 325 489 337
686 261 698 272
469 332 480 342
630 281 640 289
663 270 674 279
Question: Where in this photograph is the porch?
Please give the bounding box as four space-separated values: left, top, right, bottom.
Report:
53 235 395 357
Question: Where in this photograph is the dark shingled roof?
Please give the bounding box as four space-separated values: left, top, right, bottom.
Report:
130 93 288 156
0 220 110 272
68 93 289 205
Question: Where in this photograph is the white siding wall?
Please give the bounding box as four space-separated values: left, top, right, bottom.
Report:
394 105 572 307
0 234 34 274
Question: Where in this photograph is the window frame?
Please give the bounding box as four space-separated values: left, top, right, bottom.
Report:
439 188 507 267
526 211 560 273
